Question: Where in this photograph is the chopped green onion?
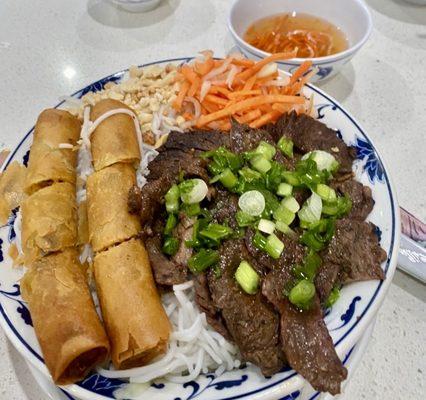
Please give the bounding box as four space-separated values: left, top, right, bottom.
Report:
182 202 201 217
164 213 178 235
277 137 294 158
211 168 238 189
165 184 180 214
298 192 322 224
275 221 297 238
235 260 260 294
260 189 280 218
255 141 276 160
325 286 340 308
282 171 300 186
293 250 322 281
302 150 339 172
236 210 256 227
188 249 219 273
322 194 352 217
199 223 233 244
238 190 265 216
162 237 179 256
273 204 295 225
258 219 275 234
265 233 284 259
202 147 242 172
265 161 284 191
239 167 262 182
288 279 316 309
250 154 272 174
300 218 335 251
253 230 267 251
277 182 293 197
315 184 337 203
281 196 300 213
179 179 208 204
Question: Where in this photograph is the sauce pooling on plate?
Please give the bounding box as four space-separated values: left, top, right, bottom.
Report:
244 12 348 58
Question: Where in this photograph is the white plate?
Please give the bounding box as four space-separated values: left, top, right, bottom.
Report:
0 57 400 400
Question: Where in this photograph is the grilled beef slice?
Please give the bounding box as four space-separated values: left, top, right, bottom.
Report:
194 273 231 340
145 236 188 286
262 269 347 395
314 262 341 304
331 179 374 221
128 130 227 224
207 240 283 376
323 219 387 285
210 188 239 229
266 112 355 174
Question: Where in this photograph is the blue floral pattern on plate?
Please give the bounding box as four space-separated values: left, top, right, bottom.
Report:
0 284 32 326
354 137 385 183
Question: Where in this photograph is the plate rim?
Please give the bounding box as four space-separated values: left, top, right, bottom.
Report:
0 56 400 400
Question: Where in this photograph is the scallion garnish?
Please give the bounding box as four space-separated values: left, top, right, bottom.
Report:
238 190 265 216
236 210 256 227
281 196 300 213
277 137 294 158
301 150 339 172
199 223 233 244
288 279 316 309
162 237 179 256
277 182 293 197
322 194 352 217
250 154 272 174
235 260 260 294
253 230 267 251
238 167 262 182
210 168 238 189
265 233 284 259
188 249 219 273
179 178 208 204
165 184 180 214
255 141 276 160
273 203 295 225
164 213 178 235
300 218 335 251
315 184 337 203
298 192 322 224
182 202 201 217
325 286 340 308
258 219 275 234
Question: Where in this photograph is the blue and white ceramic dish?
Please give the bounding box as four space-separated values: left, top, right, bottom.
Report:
0 57 399 400
228 0 373 82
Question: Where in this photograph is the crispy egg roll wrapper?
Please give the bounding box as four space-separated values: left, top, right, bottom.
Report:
0 161 26 224
20 249 110 385
21 182 77 264
86 163 141 252
90 99 141 171
25 109 81 194
94 238 170 369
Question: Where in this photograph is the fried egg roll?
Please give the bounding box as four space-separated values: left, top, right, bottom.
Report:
21 249 110 384
25 109 80 194
0 161 26 224
90 99 141 171
21 182 77 264
93 238 170 369
86 163 141 252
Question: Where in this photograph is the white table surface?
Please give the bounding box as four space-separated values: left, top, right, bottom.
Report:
0 0 425 399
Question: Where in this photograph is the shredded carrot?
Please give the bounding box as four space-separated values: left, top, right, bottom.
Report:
173 81 190 111
242 75 257 91
232 58 255 67
249 111 281 129
235 51 297 82
194 58 215 76
235 109 262 124
197 94 305 127
289 60 313 85
204 94 229 106
174 50 314 131
228 90 262 99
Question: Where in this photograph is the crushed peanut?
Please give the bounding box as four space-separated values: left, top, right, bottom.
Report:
66 64 181 145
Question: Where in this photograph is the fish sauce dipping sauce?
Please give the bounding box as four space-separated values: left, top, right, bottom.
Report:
229 0 373 81
244 12 348 59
